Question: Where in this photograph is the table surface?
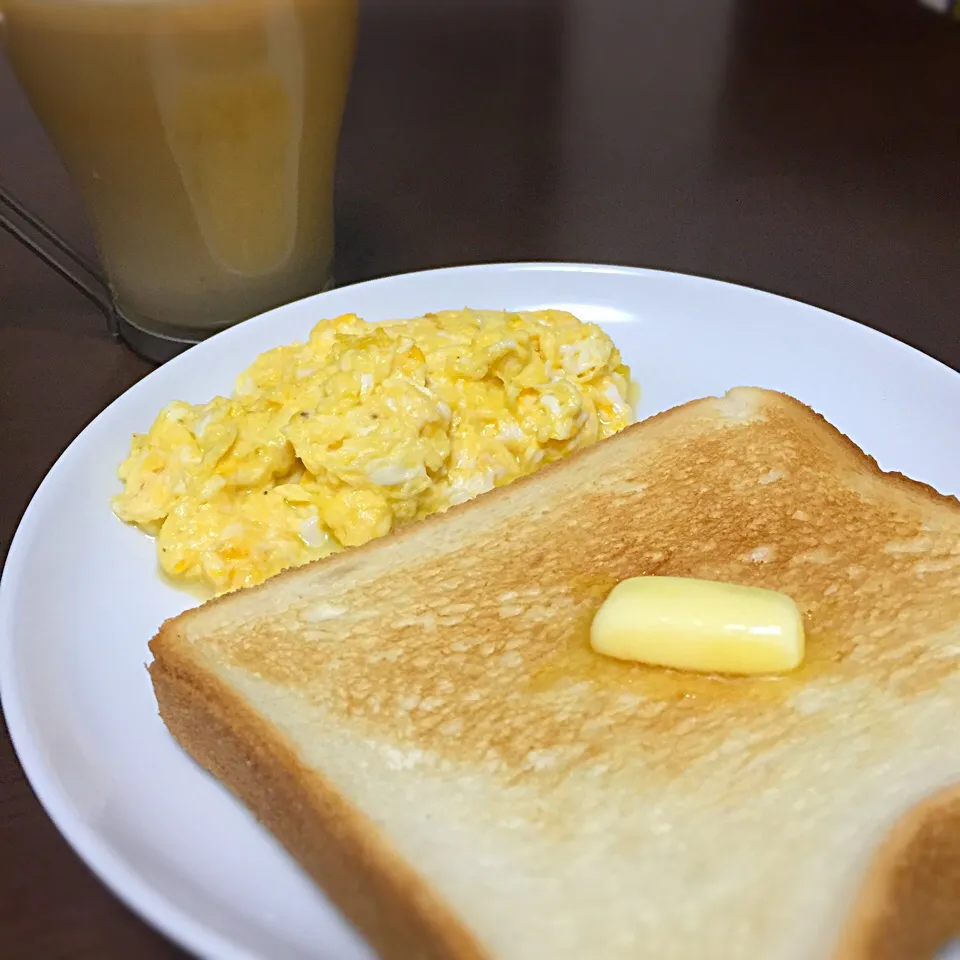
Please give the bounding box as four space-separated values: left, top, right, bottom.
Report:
2 0 959 956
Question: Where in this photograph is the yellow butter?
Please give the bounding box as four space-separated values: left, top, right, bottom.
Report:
590 576 804 675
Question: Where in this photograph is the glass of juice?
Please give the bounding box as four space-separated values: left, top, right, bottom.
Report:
1 0 357 361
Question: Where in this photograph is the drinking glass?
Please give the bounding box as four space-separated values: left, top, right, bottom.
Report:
0 0 357 361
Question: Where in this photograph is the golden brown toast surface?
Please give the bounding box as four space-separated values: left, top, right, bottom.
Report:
151 388 960 960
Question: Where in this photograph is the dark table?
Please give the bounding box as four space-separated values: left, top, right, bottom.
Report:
2 0 959 956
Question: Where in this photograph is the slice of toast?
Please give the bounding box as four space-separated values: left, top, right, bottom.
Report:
149 387 960 960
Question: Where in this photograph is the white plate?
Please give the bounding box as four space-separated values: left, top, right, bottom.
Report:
2 263 959 960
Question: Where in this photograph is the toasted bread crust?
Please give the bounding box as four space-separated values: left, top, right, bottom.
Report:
834 785 960 960
149 388 960 958
150 632 490 960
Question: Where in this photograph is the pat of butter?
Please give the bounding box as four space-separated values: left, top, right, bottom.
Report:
590 576 804 675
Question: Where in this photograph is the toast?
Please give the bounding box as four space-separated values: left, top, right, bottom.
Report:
149 387 960 960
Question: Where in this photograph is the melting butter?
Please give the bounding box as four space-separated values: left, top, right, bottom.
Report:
590 576 804 676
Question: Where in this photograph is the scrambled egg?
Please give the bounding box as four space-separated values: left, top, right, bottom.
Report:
113 309 634 595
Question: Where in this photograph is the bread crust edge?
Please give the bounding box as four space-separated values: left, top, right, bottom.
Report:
149 624 491 960
834 784 960 960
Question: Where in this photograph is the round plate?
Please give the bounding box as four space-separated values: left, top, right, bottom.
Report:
2 263 959 960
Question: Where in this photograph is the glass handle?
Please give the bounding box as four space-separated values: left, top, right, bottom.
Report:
0 183 119 338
